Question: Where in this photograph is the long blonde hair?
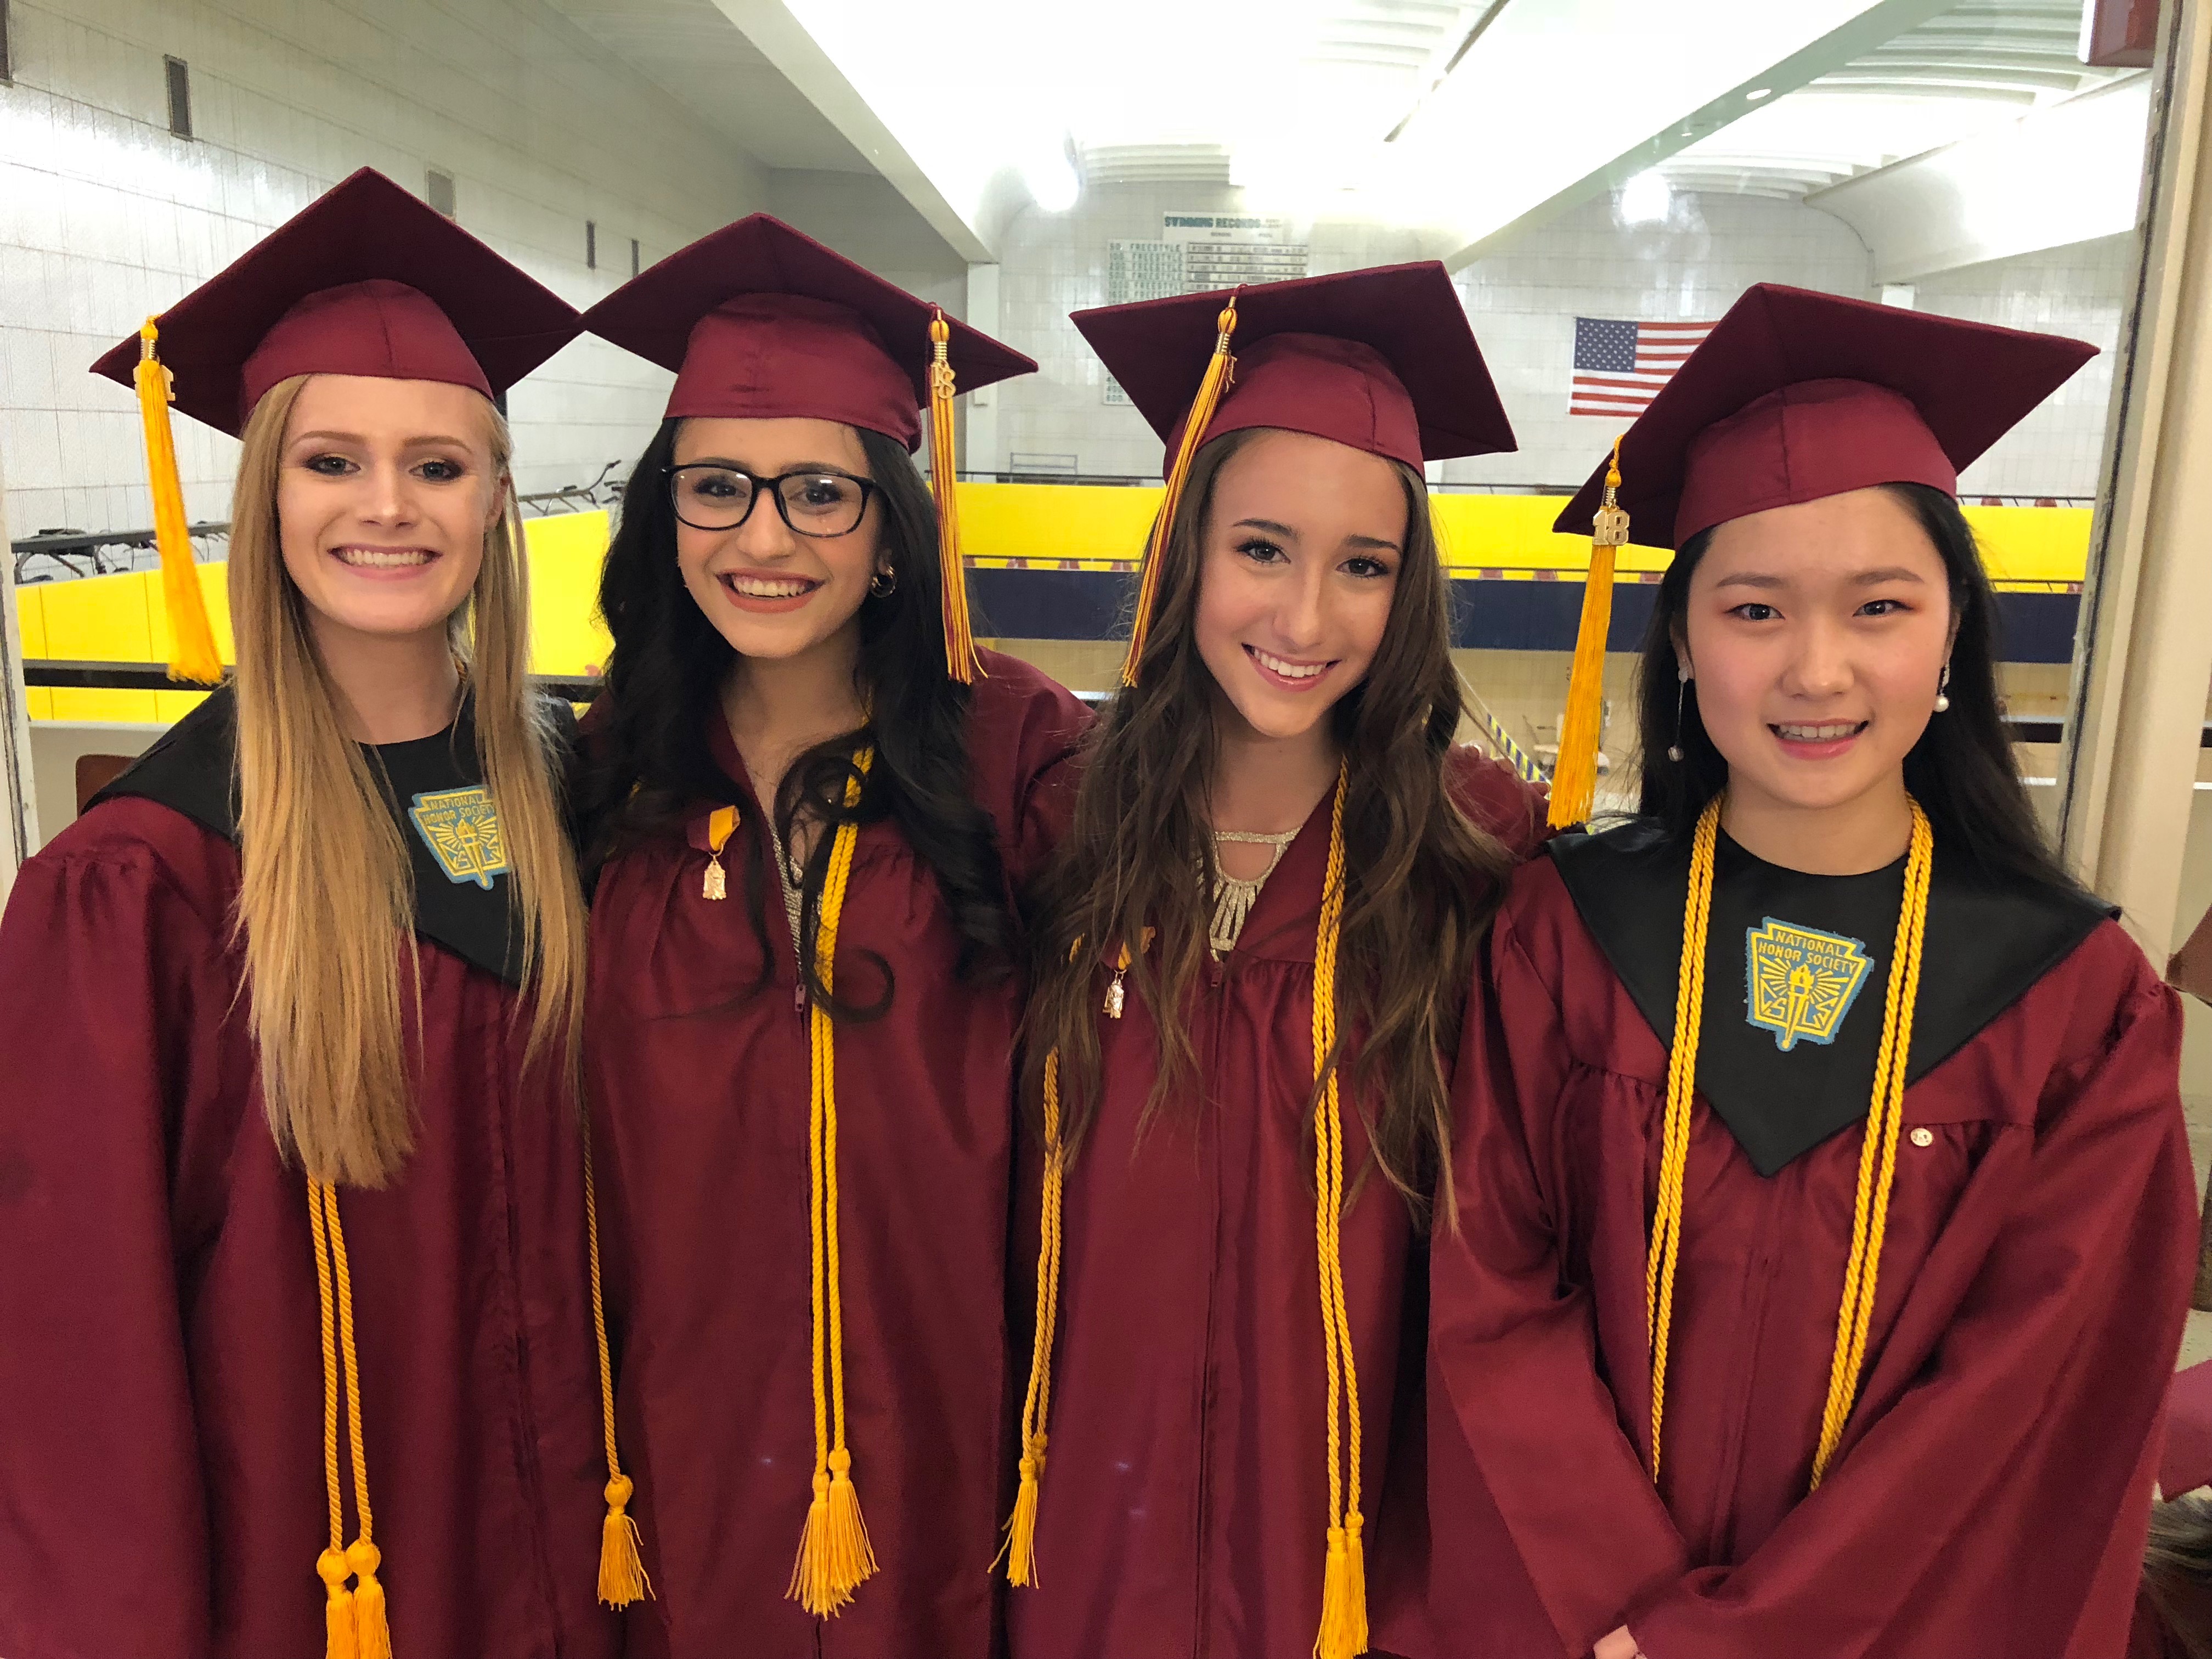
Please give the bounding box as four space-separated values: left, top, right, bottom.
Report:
229 374 588 1188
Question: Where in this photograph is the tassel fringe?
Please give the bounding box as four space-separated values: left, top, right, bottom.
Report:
1121 295 1240 687
788 1451 878 1616
1549 436 1631 830
599 1474 651 1608
319 1549 358 1659
1313 1516 1369 1659
998 1434 1048 1587
928 311 982 683
347 1541 392 1659
132 319 223 685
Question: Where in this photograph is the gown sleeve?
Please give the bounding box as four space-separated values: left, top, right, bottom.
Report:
1627 970 2194 1659
0 823 231 1659
1429 896 1692 1655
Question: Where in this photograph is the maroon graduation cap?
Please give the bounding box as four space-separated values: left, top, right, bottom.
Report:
1553 283 2099 550
579 213 1035 452
89 167 581 437
1073 260 1516 471
2165 1360 2212 1497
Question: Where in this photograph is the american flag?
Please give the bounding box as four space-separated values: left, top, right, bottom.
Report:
1570 317 1714 418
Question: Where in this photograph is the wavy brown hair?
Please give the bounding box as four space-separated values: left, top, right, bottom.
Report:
1023 427 1514 1228
230 374 587 1188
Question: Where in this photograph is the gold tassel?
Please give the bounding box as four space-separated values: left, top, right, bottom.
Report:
347 1541 391 1659
318 1549 358 1659
928 311 983 684
132 319 223 685
1121 295 1240 687
1315 1514 1369 1659
1548 436 1631 830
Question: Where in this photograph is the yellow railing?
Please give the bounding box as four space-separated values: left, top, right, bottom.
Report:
13 492 2093 724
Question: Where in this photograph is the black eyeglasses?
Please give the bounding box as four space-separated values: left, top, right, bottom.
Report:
664 464 878 537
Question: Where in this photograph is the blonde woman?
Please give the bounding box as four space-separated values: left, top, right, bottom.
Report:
0 171 621 1658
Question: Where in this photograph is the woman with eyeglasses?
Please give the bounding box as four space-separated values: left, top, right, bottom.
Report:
569 217 1090 1659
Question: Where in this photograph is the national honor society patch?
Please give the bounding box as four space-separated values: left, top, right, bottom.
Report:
408 784 510 889
1745 918 1874 1052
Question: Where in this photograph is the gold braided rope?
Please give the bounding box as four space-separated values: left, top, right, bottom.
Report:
308 1180 391 1659
788 748 879 1615
1644 795 1933 1489
995 1047 1065 1585
1309 770 1366 1659
584 1143 650 1604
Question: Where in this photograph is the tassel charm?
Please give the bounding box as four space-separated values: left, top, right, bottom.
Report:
318 1548 358 1659
702 805 738 900
346 1539 392 1659
132 319 223 685
1314 1515 1369 1659
1001 1434 1048 1587
598 1473 651 1607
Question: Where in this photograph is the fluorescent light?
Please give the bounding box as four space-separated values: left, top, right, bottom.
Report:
1746 86 1772 100
1023 150 1080 213
1619 168 1672 225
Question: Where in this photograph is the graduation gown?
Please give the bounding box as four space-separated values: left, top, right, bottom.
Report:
0 689 618 1659
1003 748 1557 1659
585 649 1090 1659
1430 820 2196 1659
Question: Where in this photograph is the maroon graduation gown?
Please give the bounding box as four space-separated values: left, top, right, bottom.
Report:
1430 839 2194 1659
1003 749 1558 1659
585 649 1090 1658
0 801 618 1656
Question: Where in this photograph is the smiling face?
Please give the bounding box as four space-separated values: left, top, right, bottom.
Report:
1190 428 1408 744
670 415 887 664
276 374 501 649
1679 485 1955 822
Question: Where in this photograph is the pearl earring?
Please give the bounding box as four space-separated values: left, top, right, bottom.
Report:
1934 662 1951 714
1668 664 1691 763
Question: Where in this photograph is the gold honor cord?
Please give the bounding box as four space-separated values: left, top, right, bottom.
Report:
1644 795 1934 1489
1121 294 1240 687
308 1180 391 1659
927 310 983 685
1309 770 1367 1659
999 775 1373 1659
996 1046 1064 1587
584 1144 651 1605
789 748 880 1616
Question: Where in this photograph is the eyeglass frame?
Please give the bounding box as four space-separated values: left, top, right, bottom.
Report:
662 463 881 538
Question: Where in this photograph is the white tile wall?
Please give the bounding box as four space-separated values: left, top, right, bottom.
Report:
0 0 771 542
985 181 2137 503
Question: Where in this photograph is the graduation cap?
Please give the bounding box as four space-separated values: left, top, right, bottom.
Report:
1073 261 1516 685
580 215 1037 681
2165 1360 2212 1497
1542 284 2098 828
88 167 582 684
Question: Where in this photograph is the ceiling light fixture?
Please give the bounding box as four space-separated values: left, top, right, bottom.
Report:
1620 168 1672 225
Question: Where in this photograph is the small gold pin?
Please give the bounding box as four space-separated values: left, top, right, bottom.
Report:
702 805 739 901
1909 1127 1934 1149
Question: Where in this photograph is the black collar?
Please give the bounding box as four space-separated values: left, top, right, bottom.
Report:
92 684 563 984
1549 817 2113 1175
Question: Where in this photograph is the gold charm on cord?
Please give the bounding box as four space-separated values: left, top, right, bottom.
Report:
702 805 739 901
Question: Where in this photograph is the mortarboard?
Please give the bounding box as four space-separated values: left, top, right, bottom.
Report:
1071 262 1516 685
1543 284 2098 828
580 215 1036 682
88 167 581 685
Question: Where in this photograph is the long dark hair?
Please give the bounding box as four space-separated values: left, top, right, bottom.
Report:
578 417 1013 1012
1637 481 2079 892
1023 428 1515 1229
